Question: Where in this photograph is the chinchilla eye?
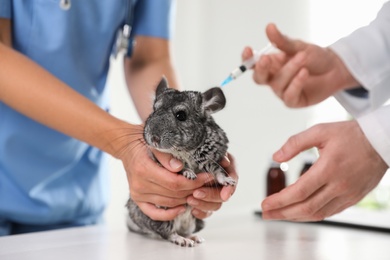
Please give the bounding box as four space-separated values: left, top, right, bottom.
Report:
175 110 187 121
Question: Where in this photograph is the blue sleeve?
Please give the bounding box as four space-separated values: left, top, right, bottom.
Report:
132 0 176 39
0 0 12 18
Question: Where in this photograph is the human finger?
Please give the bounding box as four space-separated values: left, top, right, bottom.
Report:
262 185 358 222
284 197 353 222
145 162 210 192
306 190 366 222
252 55 272 84
241 46 254 61
189 178 236 205
187 152 237 205
281 67 309 108
187 187 223 220
192 185 222 202
219 153 231 168
187 193 222 212
137 202 187 221
269 51 307 99
261 166 325 212
130 148 219 207
273 124 324 163
220 153 238 201
266 23 306 55
131 192 188 208
153 173 210 194
152 149 183 173
220 184 236 202
262 178 333 221
242 46 273 85
191 209 213 220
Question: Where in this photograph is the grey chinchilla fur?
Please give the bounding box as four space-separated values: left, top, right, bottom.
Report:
126 77 236 247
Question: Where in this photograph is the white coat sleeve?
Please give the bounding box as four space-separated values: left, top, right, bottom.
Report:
329 1 390 166
357 106 390 167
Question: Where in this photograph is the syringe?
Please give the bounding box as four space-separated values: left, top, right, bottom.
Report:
220 43 275 87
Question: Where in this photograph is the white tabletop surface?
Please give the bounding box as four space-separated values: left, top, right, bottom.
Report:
1 211 389 260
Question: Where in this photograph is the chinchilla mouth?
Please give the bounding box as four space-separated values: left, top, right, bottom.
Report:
145 133 177 152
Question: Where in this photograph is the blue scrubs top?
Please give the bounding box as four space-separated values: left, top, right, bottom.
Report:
0 0 175 235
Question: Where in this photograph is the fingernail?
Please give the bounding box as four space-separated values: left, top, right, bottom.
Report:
169 158 182 170
224 153 230 164
262 202 270 211
273 149 283 160
179 208 186 215
221 189 232 202
188 198 199 206
244 47 252 57
194 190 206 199
192 209 200 217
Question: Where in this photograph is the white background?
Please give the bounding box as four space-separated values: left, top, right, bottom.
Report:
104 0 387 229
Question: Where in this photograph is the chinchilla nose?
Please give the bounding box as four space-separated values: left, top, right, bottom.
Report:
151 135 160 146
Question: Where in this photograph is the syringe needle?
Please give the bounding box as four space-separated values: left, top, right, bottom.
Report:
220 43 274 87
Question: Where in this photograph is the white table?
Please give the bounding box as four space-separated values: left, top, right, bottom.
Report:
1 211 389 260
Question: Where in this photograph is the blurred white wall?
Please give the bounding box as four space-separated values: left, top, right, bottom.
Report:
104 0 387 229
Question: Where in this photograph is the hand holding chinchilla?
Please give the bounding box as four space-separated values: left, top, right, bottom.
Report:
126 77 237 246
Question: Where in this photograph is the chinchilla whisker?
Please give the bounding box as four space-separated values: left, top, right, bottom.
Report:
205 172 220 186
105 126 145 142
209 157 231 177
113 139 139 156
97 126 144 142
97 125 146 157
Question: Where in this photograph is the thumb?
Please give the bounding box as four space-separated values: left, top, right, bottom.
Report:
152 149 183 173
138 202 187 221
266 23 306 55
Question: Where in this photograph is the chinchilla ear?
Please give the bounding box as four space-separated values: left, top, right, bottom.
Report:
156 76 169 97
202 87 226 114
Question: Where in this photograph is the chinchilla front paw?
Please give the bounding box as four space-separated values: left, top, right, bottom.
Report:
216 175 236 186
169 233 204 247
182 168 197 180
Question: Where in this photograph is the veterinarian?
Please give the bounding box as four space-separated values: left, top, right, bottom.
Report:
245 2 390 221
0 0 237 235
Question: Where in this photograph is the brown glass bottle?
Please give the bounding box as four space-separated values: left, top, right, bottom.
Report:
266 162 286 196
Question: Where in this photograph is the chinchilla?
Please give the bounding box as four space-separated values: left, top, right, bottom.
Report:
126 77 236 247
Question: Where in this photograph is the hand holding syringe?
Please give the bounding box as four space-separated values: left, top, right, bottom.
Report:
220 43 275 87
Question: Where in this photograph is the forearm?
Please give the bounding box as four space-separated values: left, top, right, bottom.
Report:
124 58 179 121
0 18 12 46
0 43 137 158
123 36 180 122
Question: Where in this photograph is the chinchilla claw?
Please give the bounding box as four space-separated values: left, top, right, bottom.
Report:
221 177 236 186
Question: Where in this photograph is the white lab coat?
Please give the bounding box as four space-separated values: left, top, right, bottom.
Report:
330 1 390 167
